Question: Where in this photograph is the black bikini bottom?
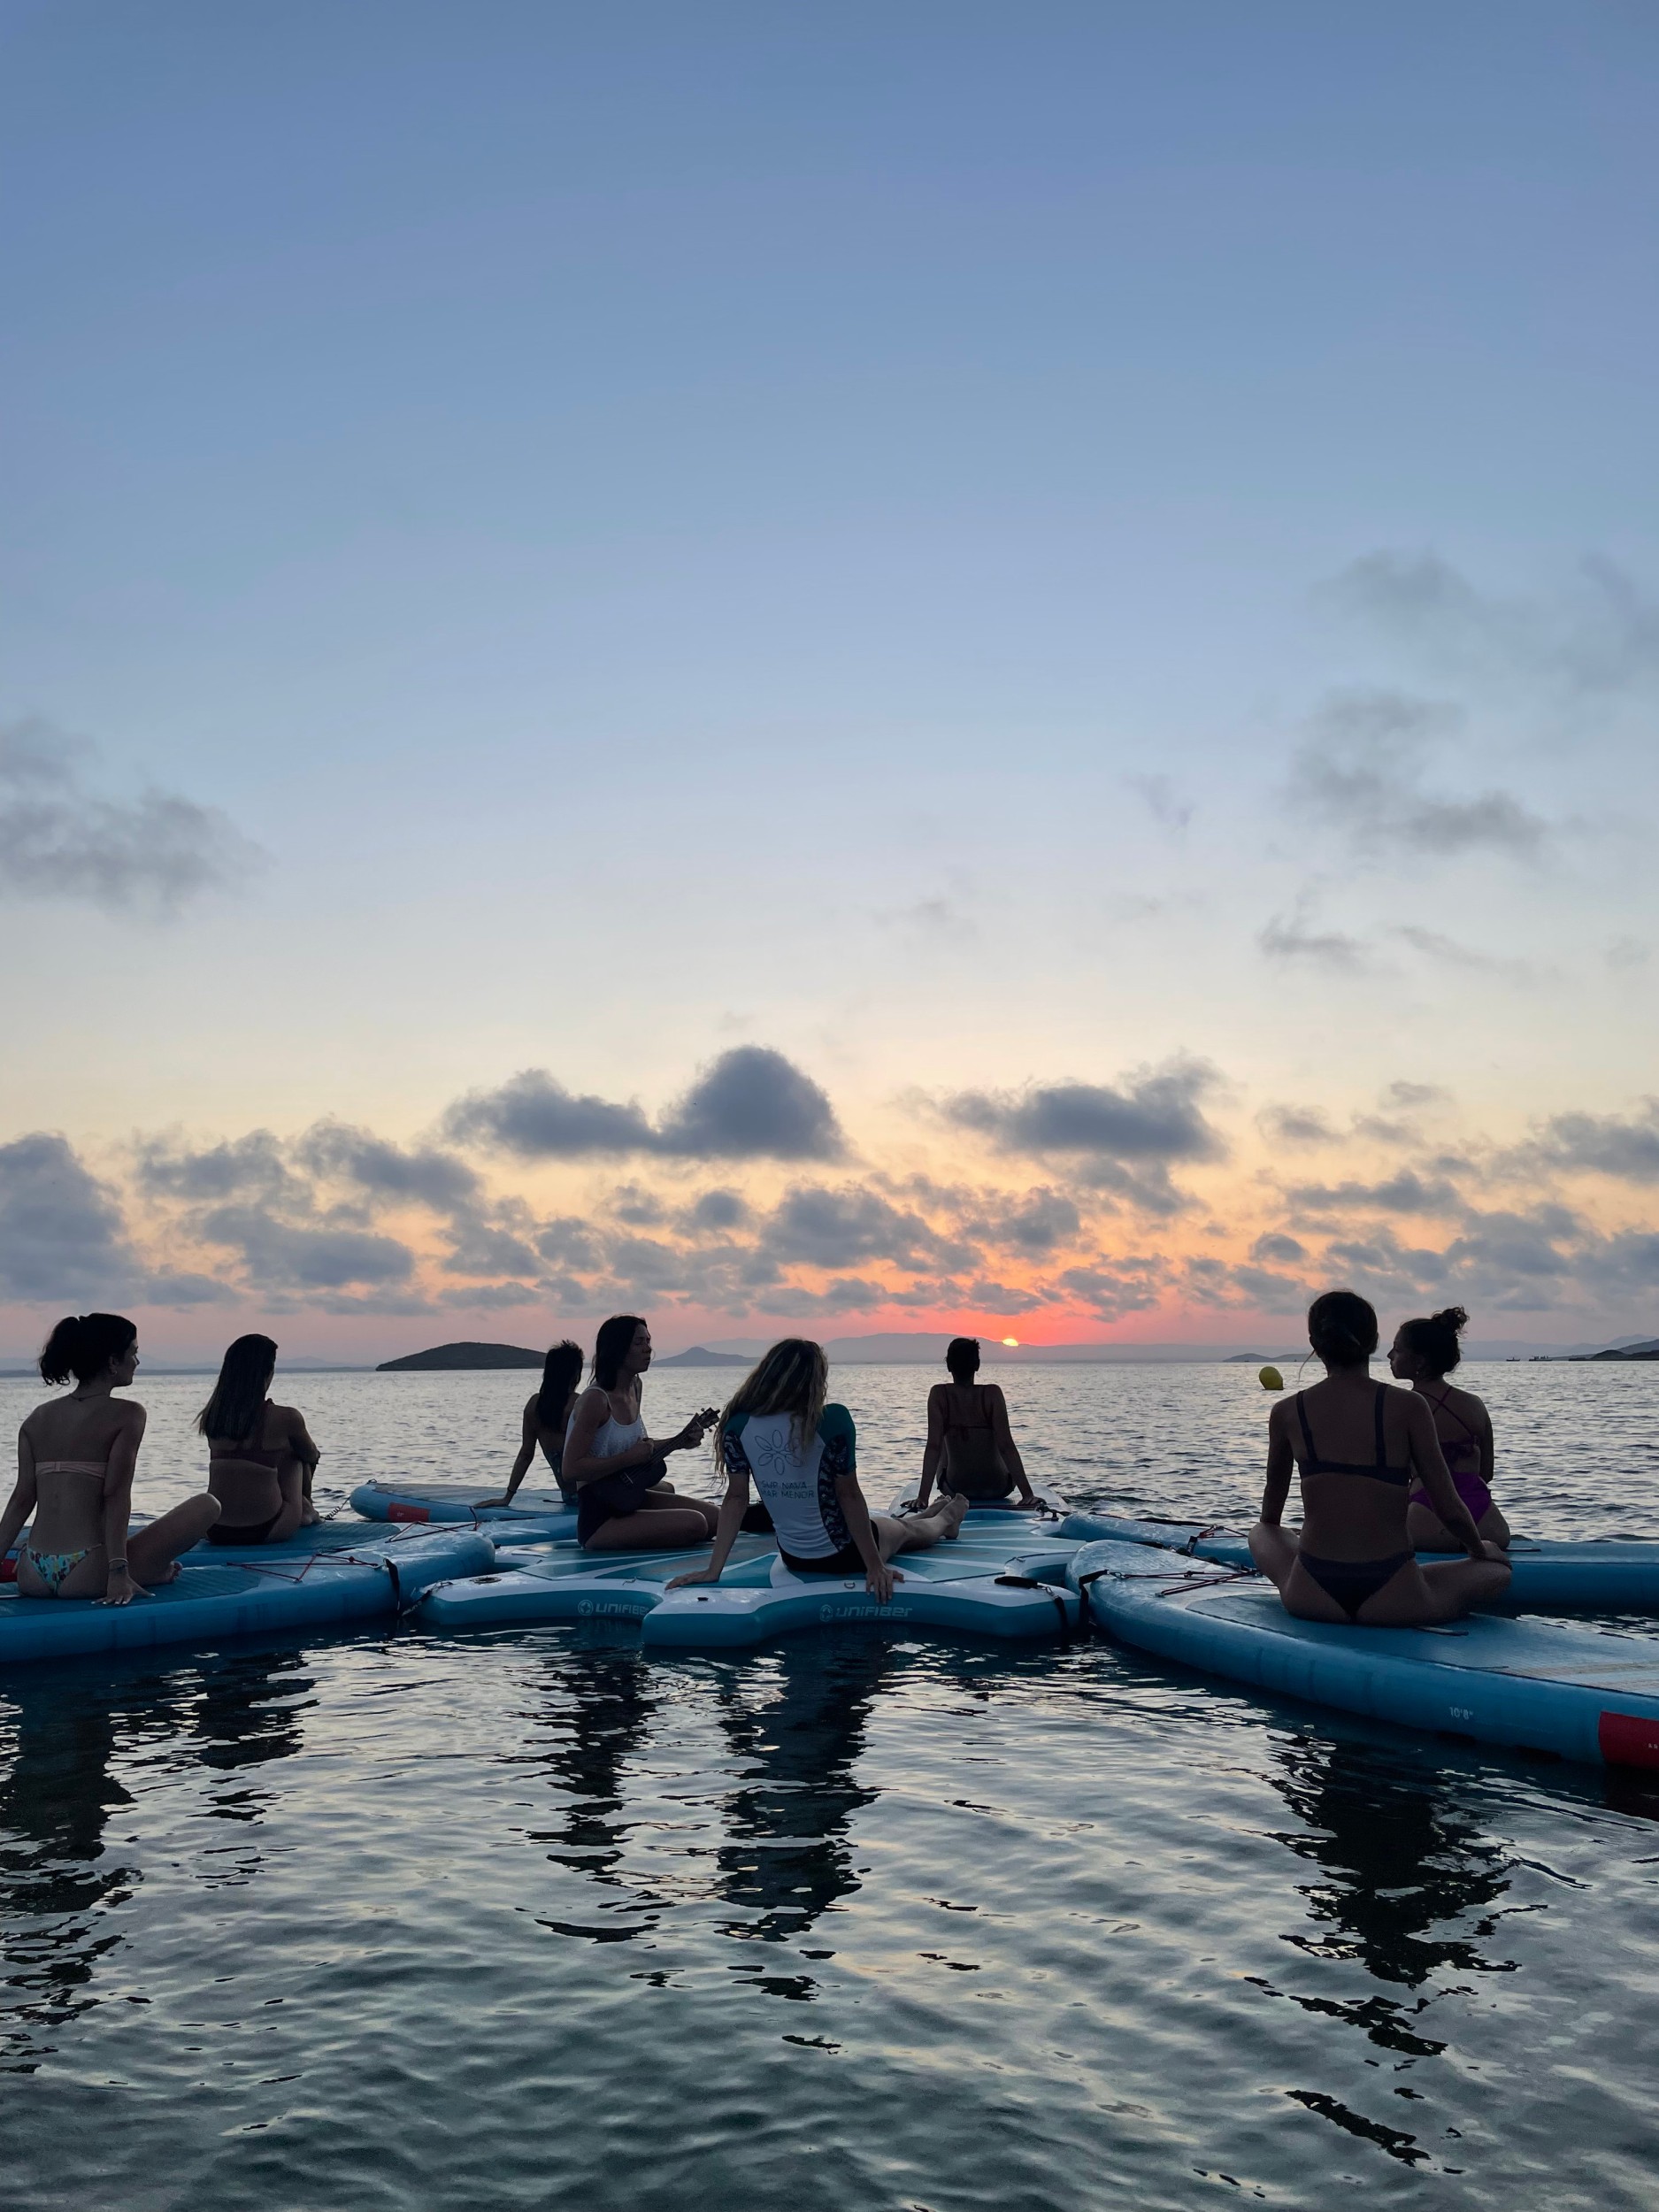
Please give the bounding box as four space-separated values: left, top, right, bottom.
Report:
1296 1548 1414 1621
779 1540 865 1576
207 1510 284 1546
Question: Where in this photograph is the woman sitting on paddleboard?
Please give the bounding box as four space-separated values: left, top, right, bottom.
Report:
200 1333 324 1544
1389 1305 1511 1552
668 1338 965 1600
480 1339 583 1510
914 1337 1039 1509
562 1315 723 1552
0 1314 219 1602
1249 1290 1510 1626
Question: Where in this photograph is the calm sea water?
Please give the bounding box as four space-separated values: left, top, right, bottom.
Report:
3 1360 1658 2210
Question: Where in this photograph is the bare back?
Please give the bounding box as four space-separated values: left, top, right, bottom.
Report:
19 1393 144 1551
207 1400 317 1524
1273 1374 1422 1561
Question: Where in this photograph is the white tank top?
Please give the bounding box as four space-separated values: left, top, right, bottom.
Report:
567 1392 645 1463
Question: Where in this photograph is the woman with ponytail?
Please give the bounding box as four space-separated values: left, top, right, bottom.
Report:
1248 1290 1510 1626
0 1315 219 1604
480 1339 584 1509
1389 1306 1510 1550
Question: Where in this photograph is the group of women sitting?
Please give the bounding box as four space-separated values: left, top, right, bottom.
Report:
2 1292 1515 1628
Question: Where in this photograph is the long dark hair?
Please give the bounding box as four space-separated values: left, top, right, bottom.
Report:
592 1315 647 1391
1398 1304 1469 1378
39 1313 136 1386
197 1333 279 1440
1307 1289 1379 1368
537 1340 583 1428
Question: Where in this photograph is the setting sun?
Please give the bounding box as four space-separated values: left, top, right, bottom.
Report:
1002 1337 1019 1348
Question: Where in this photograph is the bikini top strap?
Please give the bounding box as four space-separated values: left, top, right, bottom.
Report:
1294 1391 1317 1464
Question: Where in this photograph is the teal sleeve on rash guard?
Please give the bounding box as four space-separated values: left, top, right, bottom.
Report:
817 1402 856 1476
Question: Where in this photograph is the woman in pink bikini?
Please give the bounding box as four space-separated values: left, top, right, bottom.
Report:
0 1314 219 1603
1389 1305 1511 1551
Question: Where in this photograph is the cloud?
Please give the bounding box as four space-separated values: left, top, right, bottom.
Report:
1250 1233 1308 1263
685 1187 750 1233
1286 1171 1463 1217
195 1204 417 1292
1290 689 1549 861
135 1130 311 1209
1384 1081 1447 1110
0 717 263 916
657 1047 844 1161
1514 1100 1659 1185
0 1133 138 1303
764 1186 970 1273
445 1047 843 1163
1127 773 1194 833
1259 902 1370 970
443 1071 656 1157
947 1061 1223 1171
1321 551 1659 702
1257 1104 1342 1148
1390 925 1536 982
1056 1261 1166 1321
294 1122 481 1210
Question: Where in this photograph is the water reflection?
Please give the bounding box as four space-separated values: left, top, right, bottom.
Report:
1256 1732 1517 2168
0 1646 319 2064
707 1639 895 1993
524 1646 663 1939
0 1675 141 2070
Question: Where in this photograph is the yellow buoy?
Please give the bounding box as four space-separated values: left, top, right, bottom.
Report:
1258 1365 1284 1392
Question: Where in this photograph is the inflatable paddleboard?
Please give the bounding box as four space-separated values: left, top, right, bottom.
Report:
1068 1540 1659 1769
419 1534 1082 1645
350 1480 580 1541
641 1548 1079 1647
890 1484 1069 1523
1062 1510 1659 1613
0 1524 492 1667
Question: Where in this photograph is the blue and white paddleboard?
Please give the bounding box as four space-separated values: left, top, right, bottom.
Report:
350 1479 580 1541
1062 1510 1659 1613
641 1548 1079 1648
0 1524 493 1667
1068 1539 1659 1770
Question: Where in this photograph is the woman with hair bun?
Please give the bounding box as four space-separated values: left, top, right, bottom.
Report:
1389 1306 1510 1551
915 1337 1039 1509
0 1315 219 1603
1248 1289 1510 1626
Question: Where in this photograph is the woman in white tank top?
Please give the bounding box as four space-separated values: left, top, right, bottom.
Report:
561 1315 722 1552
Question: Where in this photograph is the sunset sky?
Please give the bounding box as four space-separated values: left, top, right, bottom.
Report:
3 5 1658 1360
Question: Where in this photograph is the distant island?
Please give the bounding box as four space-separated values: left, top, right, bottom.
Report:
378 1341 544 1371
656 1346 754 1367
1571 1338 1659 1363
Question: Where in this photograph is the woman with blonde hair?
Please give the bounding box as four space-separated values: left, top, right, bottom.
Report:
669 1339 964 1602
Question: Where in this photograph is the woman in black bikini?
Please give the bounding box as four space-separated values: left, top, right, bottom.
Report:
914 1338 1039 1509
480 1339 583 1510
199 1334 323 1546
1248 1290 1510 1626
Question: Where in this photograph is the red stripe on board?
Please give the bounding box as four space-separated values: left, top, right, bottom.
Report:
386 1502 430 1524
1599 1711 1659 1768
